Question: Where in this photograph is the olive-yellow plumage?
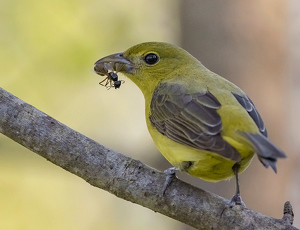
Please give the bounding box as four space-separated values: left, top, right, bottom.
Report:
94 42 286 204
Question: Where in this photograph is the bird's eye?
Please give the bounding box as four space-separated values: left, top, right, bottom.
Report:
144 53 159 65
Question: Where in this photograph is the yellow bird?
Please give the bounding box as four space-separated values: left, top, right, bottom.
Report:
94 42 286 206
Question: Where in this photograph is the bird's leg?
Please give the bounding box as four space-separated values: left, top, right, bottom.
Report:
225 163 245 208
161 167 177 196
228 163 245 207
221 163 245 215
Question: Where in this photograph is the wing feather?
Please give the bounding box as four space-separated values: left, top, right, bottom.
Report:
232 93 267 137
149 82 241 162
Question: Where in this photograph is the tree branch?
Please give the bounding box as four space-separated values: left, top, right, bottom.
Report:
0 87 297 230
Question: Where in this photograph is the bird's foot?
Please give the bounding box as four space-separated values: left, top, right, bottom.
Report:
161 167 177 196
227 193 245 207
221 193 245 216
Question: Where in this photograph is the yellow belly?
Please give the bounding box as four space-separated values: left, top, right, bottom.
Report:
147 125 255 182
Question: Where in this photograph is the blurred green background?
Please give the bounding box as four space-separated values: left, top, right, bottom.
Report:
1 0 299 229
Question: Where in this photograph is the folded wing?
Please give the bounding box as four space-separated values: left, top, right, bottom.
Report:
149 82 241 162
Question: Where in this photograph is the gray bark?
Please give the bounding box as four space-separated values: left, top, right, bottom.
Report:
0 87 296 230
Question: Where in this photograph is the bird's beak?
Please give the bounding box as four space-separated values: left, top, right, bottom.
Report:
94 52 134 76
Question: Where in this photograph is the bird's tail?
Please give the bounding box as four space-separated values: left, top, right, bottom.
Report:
239 132 286 173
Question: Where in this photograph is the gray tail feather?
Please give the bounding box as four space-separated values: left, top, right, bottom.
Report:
239 132 286 173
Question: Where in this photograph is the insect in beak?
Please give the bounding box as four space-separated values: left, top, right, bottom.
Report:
99 71 125 90
94 52 133 89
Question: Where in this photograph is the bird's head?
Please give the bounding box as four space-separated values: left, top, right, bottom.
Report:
94 42 202 95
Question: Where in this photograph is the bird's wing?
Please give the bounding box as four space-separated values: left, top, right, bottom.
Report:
149 82 241 162
232 93 267 137
232 93 286 172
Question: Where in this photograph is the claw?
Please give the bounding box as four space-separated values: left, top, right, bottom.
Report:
161 167 178 196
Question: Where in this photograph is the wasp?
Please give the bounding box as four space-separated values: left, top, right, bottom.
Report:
95 62 125 89
99 72 125 89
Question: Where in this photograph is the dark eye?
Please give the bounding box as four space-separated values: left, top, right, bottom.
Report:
144 53 159 65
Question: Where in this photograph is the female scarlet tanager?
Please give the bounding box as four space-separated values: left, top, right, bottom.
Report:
94 42 286 206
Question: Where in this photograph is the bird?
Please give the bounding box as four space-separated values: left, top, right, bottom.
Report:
94 42 286 207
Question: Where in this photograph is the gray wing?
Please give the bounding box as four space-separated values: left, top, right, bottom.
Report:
149 82 241 162
232 93 267 137
232 93 286 172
